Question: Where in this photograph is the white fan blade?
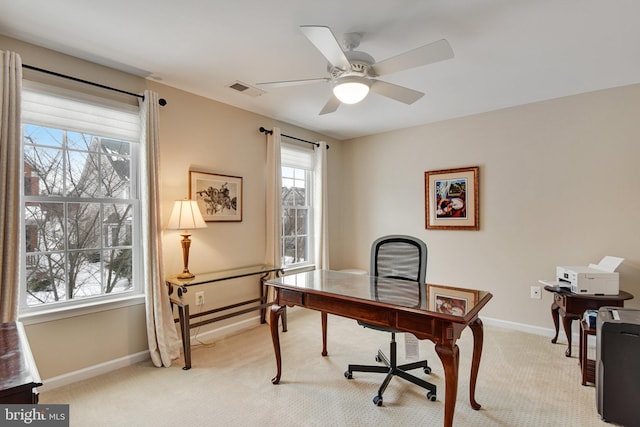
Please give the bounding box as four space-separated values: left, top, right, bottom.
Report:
300 25 351 70
371 39 453 77
256 78 329 88
319 94 341 115
370 80 424 104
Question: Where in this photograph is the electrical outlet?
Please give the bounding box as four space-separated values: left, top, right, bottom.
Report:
530 286 541 299
195 291 205 306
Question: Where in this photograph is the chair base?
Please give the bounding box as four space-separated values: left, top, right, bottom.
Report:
345 333 437 406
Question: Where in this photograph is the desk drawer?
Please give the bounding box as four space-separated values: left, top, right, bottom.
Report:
279 289 304 306
305 294 392 326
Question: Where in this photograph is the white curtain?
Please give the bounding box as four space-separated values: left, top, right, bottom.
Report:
265 128 282 324
0 50 22 322
140 90 180 367
265 127 282 268
314 141 330 269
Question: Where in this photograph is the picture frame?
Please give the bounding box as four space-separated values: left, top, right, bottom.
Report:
425 166 479 230
189 171 242 222
427 284 479 315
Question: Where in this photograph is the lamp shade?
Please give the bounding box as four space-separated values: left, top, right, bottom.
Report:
167 200 207 230
332 76 371 104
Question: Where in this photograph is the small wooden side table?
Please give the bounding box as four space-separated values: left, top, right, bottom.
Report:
543 285 633 357
579 319 596 386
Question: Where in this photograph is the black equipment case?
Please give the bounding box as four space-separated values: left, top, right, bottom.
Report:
596 307 640 426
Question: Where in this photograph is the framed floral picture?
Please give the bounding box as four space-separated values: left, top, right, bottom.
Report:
189 171 242 222
424 166 479 230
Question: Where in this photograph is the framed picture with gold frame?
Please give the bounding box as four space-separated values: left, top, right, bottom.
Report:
427 284 479 316
189 171 242 222
424 166 479 230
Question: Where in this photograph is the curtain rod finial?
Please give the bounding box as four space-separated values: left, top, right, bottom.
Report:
259 126 273 135
159 98 167 106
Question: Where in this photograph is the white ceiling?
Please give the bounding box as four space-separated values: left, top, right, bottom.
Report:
2 0 640 140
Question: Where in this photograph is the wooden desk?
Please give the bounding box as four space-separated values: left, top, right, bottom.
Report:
266 270 492 427
0 322 42 404
166 265 283 369
543 285 633 357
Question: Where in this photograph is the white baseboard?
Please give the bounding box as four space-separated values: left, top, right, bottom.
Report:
39 350 150 393
39 313 574 393
40 316 263 393
482 316 581 342
189 316 261 345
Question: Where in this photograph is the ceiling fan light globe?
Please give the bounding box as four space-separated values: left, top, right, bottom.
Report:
332 77 370 104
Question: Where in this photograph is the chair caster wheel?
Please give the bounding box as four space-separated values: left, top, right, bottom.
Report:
424 366 432 375
373 395 383 406
375 355 382 363
344 371 353 379
427 391 436 401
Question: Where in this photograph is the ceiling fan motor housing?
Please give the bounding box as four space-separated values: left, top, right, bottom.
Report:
329 50 376 81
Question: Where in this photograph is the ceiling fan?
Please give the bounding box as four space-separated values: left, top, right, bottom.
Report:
256 25 454 115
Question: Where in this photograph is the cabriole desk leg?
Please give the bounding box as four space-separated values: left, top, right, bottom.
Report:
561 315 574 357
550 301 560 344
468 318 484 410
435 343 460 427
270 304 286 384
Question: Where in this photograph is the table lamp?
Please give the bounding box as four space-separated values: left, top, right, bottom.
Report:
167 199 207 279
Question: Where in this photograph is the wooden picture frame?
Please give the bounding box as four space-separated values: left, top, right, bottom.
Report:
189 171 242 222
427 284 479 315
425 166 479 230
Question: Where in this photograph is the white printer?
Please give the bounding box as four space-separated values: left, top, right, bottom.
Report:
555 256 624 295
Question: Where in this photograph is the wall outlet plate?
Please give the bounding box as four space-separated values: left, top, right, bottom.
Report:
530 286 541 299
195 291 205 306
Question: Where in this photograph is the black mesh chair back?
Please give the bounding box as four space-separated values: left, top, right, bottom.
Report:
345 234 436 406
371 235 427 283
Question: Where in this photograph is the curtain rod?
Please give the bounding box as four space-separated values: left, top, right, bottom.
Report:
22 64 167 106
259 127 329 149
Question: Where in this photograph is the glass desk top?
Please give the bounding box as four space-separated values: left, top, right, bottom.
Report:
266 269 491 320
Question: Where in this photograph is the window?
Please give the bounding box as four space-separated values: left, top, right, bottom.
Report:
281 143 314 268
20 81 142 311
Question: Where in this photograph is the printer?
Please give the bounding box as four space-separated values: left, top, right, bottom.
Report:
555 256 624 295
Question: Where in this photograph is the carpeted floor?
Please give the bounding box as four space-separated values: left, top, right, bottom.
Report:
40 308 610 426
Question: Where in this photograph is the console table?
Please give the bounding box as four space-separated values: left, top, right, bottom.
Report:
0 322 42 403
543 285 633 357
166 265 283 369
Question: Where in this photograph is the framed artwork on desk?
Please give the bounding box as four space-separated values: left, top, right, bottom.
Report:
189 171 243 222
427 284 479 315
425 166 479 230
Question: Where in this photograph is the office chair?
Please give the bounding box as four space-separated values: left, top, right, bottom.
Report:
344 235 436 406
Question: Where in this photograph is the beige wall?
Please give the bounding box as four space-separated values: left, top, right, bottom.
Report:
4 33 639 380
2 35 342 379
148 80 344 335
335 84 640 329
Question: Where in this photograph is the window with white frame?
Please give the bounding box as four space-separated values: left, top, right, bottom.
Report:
20 81 143 311
281 143 314 268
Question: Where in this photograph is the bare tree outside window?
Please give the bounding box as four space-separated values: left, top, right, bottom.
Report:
281 166 311 266
23 124 135 306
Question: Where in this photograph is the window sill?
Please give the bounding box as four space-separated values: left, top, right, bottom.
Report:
282 264 316 275
18 293 146 325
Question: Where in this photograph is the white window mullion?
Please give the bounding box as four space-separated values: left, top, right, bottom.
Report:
280 142 315 268
20 81 143 314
